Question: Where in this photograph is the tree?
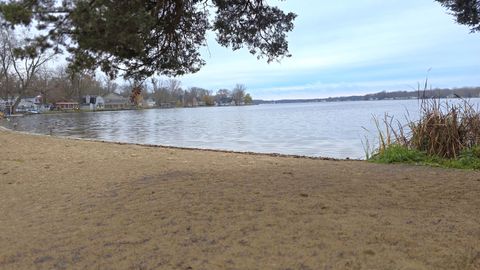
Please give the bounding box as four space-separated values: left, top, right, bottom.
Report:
151 78 169 106
215 89 231 105
151 78 184 106
0 27 14 104
49 65 76 102
119 83 133 98
244 93 253 104
165 79 184 106
436 0 480 32
184 87 199 107
1 28 55 113
202 93 215 106
196 88 215 106
102 75 118 94
130 84 144 106
0 0 296 80
33 66 53 103
232 84 246 105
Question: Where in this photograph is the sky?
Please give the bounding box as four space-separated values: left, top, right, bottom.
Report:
172 0 480 100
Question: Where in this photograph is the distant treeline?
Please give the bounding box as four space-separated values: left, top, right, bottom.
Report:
254 87 480 104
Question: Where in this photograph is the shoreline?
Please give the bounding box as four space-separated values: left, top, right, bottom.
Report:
0 125 352 161
0 128 479 269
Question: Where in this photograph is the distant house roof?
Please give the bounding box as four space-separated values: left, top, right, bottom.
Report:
103 93 129 105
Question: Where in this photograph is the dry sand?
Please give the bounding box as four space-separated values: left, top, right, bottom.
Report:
0 128 479 270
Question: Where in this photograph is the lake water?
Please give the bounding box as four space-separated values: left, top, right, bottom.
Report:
3 99 478 159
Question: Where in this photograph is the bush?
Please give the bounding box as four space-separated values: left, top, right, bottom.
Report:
409 99 480 158
367 94 480 169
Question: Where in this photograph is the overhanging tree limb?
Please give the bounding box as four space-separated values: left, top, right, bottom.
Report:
436 0 480 32
0 0 296 81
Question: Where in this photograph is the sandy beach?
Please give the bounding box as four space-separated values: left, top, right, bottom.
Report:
0 128 479 270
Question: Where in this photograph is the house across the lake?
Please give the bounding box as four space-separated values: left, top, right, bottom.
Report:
81 95 105 111
1 95 51 114
0 98 15 114
55 101 79 111
144 98 157 108
103 93 130 110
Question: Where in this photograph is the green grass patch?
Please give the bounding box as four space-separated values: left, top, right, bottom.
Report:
370 144 480 170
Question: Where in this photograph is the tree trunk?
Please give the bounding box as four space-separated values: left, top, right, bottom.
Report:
11 96 22 114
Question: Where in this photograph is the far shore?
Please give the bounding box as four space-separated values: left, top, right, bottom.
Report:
0 128 479 269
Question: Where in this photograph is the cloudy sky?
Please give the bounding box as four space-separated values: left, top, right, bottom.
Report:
174 0 480 100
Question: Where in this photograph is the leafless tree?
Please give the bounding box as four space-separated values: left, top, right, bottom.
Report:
33 66 54 103
0 27 14 102
8 34 55 113
215 89 231 104
102 75 118 94
51 65 75 101
232 84 246 106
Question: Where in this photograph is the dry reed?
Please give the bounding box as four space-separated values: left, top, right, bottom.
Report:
370 97 480 159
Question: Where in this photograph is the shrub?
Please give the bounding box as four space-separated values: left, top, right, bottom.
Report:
366 88 480 169
409 98 480 158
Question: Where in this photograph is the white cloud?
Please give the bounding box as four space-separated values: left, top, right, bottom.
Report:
171 1 480 99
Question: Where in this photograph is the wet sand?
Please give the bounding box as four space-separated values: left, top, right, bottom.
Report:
0 128 479 269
